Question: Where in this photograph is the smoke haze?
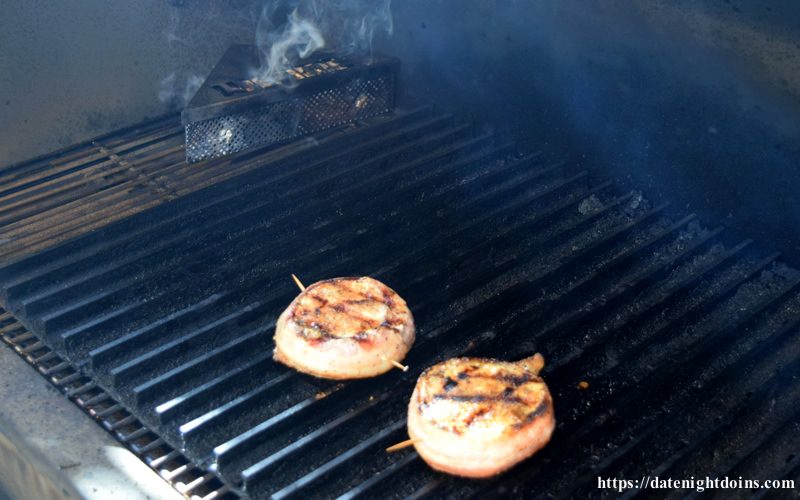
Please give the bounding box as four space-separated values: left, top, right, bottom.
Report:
252 0 393 85
158 72 204 108
253 6 325 84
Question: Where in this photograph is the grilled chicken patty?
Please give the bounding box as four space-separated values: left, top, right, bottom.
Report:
274 277 415 379
408 354 555 477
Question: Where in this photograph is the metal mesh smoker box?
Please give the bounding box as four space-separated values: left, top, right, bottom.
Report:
182 44 398 163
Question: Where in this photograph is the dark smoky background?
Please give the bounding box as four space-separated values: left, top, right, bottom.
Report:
3 0 800 262
381 1 800 264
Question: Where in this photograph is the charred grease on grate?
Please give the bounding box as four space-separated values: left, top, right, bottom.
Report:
182 45 397 163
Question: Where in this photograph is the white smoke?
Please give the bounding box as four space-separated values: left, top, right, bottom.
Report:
157 1 253 109
158 72 204 108
252 7 325 85
335 0 393 56
156 0 394 105
166 8 185 47
252 0 393 86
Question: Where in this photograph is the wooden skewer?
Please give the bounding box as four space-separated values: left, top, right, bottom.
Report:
291 274 306 292
386 438 421 452
382 355 409 372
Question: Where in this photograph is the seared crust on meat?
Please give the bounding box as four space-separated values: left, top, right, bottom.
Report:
290 277 410 341
414 357 550 434
274 277 415 379
408 354 555 477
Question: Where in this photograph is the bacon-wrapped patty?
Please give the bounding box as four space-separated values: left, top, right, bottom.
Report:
274 277 415 379
407 354 555 477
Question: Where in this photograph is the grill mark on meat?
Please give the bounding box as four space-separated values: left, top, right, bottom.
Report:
462 406 490 428
432 394 527 404
416 357 550 435
515 398 551 429
453 371 537 386
425 370 541 400
290 277 410 342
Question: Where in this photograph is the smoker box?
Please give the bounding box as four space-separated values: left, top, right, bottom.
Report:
182 44 398 163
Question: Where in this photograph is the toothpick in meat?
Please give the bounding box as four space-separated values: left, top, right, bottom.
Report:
291 273 306 292
386 438 421 452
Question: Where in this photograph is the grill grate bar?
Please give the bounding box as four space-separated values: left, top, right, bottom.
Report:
132 325 266 406
0 109 433 271
723 409 800 498
536 224 725 369
178 371 295 444
615 318 800 486
0 309 234 499
67 139 512 366
64 146 512 362
231 324 502 491
478 262 800 497
252 199 671 496
445 171 597 262
550 238 754 377
29 121 464 300
154 352 273 425
0 108 429 283
3 107 800 499
417 248 782 497
331 209 709 498
237 392 390 484
10 113 452 310
88 293 226 368
34 143 485 351
266 421 408 500
335 452 420 500
108 307 270 385
0 116 178 186
396 190 635 339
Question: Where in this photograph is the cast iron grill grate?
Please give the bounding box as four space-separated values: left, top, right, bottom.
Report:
0 106 799 499
0 309 236 499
